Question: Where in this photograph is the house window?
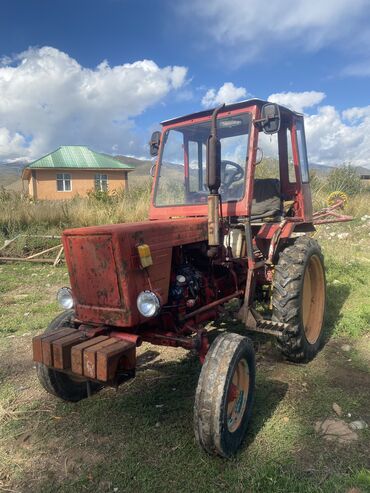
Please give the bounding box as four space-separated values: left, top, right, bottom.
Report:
56 173 72 192
95 174 108 191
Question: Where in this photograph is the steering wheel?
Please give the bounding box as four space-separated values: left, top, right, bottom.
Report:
221 160 244 188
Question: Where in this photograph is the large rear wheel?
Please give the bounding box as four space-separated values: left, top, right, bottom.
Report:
272 235 326 362
194 333 255 457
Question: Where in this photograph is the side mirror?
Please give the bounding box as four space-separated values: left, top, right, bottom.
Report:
149 131 161 157
260 103 281 134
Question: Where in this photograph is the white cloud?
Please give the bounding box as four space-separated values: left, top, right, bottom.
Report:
266 91 370 167
0 46 187 162
304 106 364 165
0 127 27 160
180 0 370 64
342 60 370 77
202 82 247 107
268 91 326 113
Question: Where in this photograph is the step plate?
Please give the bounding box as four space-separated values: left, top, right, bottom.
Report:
247 319 292 337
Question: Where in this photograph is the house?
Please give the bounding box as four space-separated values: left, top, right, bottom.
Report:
21 146 135 200
360 173 370 186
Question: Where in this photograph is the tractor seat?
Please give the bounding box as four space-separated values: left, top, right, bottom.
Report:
251 178 282 221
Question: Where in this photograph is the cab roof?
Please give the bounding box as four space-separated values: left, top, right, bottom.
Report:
161 98 302 126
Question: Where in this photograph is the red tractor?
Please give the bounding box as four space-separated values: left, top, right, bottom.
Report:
33 99 349 457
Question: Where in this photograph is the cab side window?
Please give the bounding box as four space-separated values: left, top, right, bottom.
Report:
295 120 309 183
255 132 279 179
287 128 296 183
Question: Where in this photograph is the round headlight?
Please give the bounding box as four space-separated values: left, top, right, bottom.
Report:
137 291 160 318
56 287 74 310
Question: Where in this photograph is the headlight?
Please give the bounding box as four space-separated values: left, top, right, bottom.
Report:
137 291 160 318
56 287 74 310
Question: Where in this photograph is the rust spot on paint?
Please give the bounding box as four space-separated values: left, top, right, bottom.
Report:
121 260 128 275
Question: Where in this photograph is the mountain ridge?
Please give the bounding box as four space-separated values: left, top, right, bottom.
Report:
1 155 369 190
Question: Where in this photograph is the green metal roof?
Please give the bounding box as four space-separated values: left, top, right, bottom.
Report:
27 146 135 170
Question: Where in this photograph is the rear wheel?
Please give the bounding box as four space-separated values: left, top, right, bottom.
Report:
272 235 326 363
194 332 255 457
36 310 101 402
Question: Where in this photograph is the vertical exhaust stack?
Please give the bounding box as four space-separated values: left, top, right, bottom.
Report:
206 104 225 256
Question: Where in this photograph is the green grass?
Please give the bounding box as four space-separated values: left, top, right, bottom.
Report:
0 186 369 492
0 252 369 492
0 263 67 335
324 257 370 338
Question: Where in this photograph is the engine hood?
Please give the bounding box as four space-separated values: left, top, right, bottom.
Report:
62 218 208 328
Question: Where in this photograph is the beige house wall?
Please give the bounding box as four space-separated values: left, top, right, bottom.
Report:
29 169 129 200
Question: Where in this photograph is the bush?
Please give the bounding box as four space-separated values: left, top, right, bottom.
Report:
326 165 363 196
86 188 116 204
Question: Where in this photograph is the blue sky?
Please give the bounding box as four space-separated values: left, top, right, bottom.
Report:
1 0 370 167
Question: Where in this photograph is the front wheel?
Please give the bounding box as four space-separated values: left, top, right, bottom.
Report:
36 310 101 402
194 332 256 457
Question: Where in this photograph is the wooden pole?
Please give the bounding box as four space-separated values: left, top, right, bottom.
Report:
0 235 20 252
0 257 56 264
53 246 64 267
26 244 62 259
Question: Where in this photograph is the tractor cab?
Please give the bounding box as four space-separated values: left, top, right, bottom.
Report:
149 99 312 223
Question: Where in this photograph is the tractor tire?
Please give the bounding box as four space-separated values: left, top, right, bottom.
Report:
36 310 101 402
272 235 326 363
194 332 255 457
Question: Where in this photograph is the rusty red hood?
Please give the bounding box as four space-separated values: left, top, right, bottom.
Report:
62 218 207 328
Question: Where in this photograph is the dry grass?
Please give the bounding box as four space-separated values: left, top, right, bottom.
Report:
1 177 369 257
0 182 151 237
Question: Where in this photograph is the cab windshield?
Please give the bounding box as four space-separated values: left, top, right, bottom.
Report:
154 112 251 207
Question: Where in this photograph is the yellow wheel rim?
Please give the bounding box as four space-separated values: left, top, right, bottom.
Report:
227 359 249 433
302 254 325 344
327 191 348 209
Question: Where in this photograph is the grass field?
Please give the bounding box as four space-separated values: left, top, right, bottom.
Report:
0 171 369 492
0 212 370 492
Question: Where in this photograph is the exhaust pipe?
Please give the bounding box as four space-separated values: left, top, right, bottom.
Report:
206 104 225 254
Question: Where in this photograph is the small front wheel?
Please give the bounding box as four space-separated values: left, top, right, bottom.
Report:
194 332 256 457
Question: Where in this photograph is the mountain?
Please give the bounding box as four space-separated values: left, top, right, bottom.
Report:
113 155 153 185
309 162 370 175
309 163 335 175
1 153 368 193
0 160 26 190
354 165 370 176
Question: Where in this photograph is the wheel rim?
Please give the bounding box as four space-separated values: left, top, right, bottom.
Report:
227 358 249 433
302 254 325 344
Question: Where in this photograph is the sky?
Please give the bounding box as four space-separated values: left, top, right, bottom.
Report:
1 0 370 167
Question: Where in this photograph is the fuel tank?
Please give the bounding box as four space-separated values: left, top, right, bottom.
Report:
62 218 208 327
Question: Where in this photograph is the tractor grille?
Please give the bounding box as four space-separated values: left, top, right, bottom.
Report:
64 234 121 309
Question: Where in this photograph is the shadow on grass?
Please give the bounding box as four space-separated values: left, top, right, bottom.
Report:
323 282 351 343
136 349 161 368
242 376 288 452
4 346 291 492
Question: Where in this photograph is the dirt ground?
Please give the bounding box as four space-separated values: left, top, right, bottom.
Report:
1 328 369 492
0 260 370 492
